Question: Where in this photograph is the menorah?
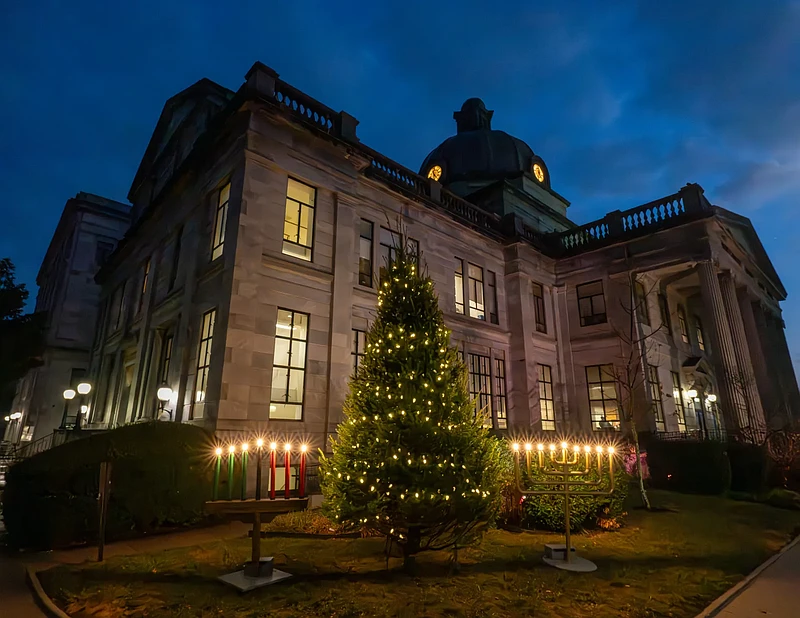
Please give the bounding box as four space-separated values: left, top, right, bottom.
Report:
511 440 616 573
206 436 311 591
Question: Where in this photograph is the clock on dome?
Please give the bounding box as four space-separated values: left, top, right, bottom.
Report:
427 165 443 182
532 163 545 184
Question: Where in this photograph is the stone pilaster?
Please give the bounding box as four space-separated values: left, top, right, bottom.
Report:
737 290 775 425
719 272 766 432
763 308 800 429
697 260 748 433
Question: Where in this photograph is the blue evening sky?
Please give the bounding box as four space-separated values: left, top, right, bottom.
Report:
2 1 799 366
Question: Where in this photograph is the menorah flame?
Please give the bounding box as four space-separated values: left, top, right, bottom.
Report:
511 440 616 572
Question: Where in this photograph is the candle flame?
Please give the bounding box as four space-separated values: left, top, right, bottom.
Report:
512 442 520 452
537 443 544 451
560 441 568 449
284 442 291 451
256 438 264 448
215 447 222 456
270 442 277 450
524 443 532 451
301 444 308 453
241 443 249 451
549 444 556 451
608 446 616 454
584 445 591 453
596 445 604 453
228 445 235 454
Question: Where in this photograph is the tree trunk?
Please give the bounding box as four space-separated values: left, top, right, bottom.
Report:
403 526 421 573
630 423 651 510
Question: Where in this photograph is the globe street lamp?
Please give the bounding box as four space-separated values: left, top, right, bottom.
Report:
156 384 173 421
61 388 77 429
75 382 91 431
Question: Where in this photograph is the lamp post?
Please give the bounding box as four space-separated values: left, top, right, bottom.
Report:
156 384 173 421
62 388 77 429
75 382 92 431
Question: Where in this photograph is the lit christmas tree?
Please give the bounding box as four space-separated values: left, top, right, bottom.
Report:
320 232 507 569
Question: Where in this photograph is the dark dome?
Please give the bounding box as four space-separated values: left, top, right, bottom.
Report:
419 98 548 188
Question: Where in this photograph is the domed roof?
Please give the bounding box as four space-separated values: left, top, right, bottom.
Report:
419 98 549 188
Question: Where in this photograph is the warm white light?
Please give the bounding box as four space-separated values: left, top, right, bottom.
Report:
584 445 591 453
256 438 264 448
512 442 520 452
157 386 173 401
3 416 9 422
687 389 698 399
215 447 223 456
76 382 92 395
301 444 308 453
707 394 717 403
241 443 249 452
80 405 88 414
270 442 277 450
608 446 616 454
63 389 76 400
524 443 532 451
537 443 544 451
284 442 291 452
228 445 235 454
549 444 556 451
10 412 22 420
560 441 568 449
196 390 206 402
596 446 604 453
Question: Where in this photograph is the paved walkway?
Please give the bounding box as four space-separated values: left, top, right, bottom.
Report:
700 536 800 617
0 522 249 617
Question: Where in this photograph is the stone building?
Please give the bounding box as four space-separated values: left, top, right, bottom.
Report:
3 193 129 446
72 61 796 452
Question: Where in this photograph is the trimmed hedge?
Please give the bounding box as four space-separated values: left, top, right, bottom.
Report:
727 442 768 493
643 437 731 495
1 422 214 550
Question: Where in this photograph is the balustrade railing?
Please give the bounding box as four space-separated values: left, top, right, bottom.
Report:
273 80 336 135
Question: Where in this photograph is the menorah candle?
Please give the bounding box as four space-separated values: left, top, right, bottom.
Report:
284 443 291 499
213 448 222 500
255 439 263 500
227 445 235 500
240 443 249 500
561 441 568 461
299 444 307 498
269 443 277 500
524 443 532 477
537 443 544 467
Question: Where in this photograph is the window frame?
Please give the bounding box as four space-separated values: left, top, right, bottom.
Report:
694 315 706 351
282 178 316 262
634 280 650 326
378 227 418 284
467 263 486 321
191 309 217 419
494 358 507 429
358 219 373 287
269 308 310 421
454 259 465 315
351 328 366 373
577 280 607 326
538 363 556 431
586 364 620 431
677 305 690 344
671 371 687 432
211 182 230 261
658 293 671 335
487 271 498 324
532 282 547 333
137 257 151 315
648 365 665 432
468 353 492 426
169 226 183 291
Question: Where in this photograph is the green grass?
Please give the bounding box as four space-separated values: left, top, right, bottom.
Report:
39 491 800 618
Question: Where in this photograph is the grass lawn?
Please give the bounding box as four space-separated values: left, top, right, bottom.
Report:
39 490 800 618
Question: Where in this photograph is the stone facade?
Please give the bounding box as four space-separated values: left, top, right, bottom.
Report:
4 193 129 444
27 60 796 452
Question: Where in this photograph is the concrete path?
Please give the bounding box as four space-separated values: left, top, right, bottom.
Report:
0 522 249 617
699 536 800 617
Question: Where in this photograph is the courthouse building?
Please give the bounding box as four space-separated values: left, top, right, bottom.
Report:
8 60 798 450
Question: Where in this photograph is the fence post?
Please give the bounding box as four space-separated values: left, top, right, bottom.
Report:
97 461 112 562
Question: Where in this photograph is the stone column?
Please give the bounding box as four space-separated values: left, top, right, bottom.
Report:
737 290 775 425
762 308 800 429
697 260 747 433
719 272 766 432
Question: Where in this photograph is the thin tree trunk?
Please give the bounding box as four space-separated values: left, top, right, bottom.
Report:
630 423 651 510
403 526 421 573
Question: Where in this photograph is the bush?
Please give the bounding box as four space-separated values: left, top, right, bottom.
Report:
643 437 731 495
2 422 214 550
728 443 768 493
520 463 630 533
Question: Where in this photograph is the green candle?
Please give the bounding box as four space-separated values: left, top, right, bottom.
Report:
227 447 235 500
241 446 249 500
212 448 222 500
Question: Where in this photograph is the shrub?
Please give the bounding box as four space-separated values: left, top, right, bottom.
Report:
643 437 731 494
520 463 630 532
2 422 214 550
727 442 767 493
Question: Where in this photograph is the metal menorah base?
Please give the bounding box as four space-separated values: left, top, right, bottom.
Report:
218 557 293 591
542 543 597 572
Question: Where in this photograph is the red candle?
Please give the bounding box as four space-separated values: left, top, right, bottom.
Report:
284 443 291 499
269 442 277 500
299 444 307 498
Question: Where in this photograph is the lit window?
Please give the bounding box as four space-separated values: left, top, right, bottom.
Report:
658 294 671 335
454 259 465 315
270 309 309 420
532 282 547 333
352 329 366 373
468 353 492 427
586 364 620 431
577 281 607 326
671 371 687 432
648 365 665 432
211 182 230 261
193 309 216 413
487 271 498 324
677 305 689 344
282 179 315 261
468 263 485 320
427 165 442 181
379 227 418 284
358 219 373 287
159 334 173 384
494 359 507 430
695 316 706 351
539 364 555 431
634 281 650 326
137 258 151 314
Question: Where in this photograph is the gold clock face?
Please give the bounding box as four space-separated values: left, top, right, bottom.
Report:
532 163 545 183
427 165 443 182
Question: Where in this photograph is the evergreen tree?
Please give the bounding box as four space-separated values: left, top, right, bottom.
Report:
320 233 507 569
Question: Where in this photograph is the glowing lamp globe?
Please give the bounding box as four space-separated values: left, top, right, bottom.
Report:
687 389 698 399
76 382 92 395
63 389 76 400
707 394 717 403
157 386 173 401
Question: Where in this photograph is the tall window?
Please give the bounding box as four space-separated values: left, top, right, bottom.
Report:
634 281 650 326
169 226 183 290
468 353 491 426
270 309 309 420
454 260 465 314
586 364 620 430
114 281 127 330
494 358 507 429
159 334 173 384
487 271 498 324
194 309 216 405
351 329 366 372
468 263 485 320
358 219 373 287
379 228 418 283
677 305 689 344
532 282 547 333
211 182 230 261
671 371 687 432
282 179 315 261
695 316 706 351
539 364 555 431
137 258 151 314
658 294 671 335
577 281 607 326
648 365 665 432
